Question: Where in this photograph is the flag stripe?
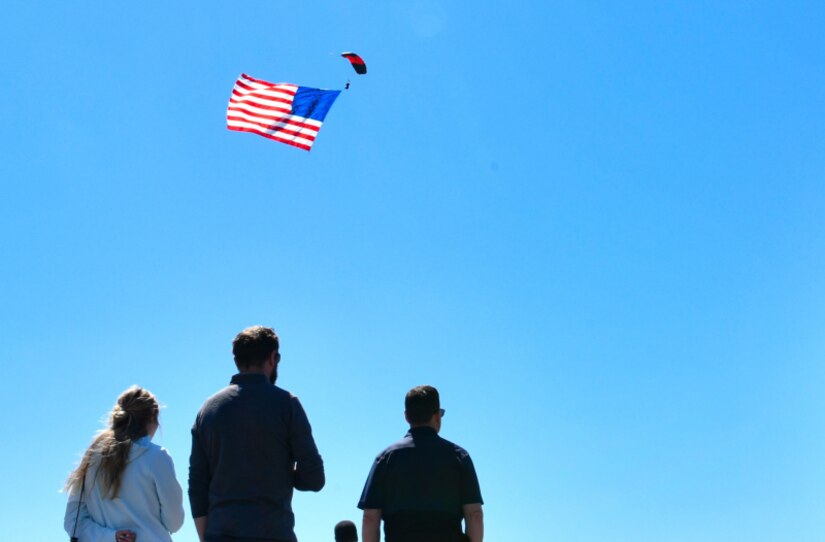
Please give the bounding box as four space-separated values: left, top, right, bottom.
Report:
234 78 296 94
226 74 338 151
227 123 316 148
227 102 322 128
238 73 297 91
229 92 293 111
227 114 319 141
227 109 321 133
229 94 292 114
231 89 294 106
227 124 314 151
232 86 295 104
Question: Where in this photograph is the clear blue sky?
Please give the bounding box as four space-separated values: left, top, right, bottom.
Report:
2 1 824 541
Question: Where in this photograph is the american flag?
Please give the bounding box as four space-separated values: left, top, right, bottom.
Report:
227 74 341 151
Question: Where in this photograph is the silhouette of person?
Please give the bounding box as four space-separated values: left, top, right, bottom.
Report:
335 520 358 542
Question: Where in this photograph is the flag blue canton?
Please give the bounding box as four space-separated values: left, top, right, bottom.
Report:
291 87 341 122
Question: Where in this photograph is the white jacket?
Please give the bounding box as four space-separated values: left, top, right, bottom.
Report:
64 436 185 542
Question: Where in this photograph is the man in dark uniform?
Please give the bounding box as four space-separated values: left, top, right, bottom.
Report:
357 385 484 542
189 325 325 542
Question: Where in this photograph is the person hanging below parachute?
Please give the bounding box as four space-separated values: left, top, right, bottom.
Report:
341 52 367 89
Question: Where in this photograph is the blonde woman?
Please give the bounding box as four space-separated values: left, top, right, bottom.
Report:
64 386 185 542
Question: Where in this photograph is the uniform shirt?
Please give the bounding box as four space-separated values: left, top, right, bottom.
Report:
189 373 324 542
64 436 185 542
358 426 483 542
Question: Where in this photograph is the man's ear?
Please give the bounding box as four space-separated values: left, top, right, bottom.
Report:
404 410 411 424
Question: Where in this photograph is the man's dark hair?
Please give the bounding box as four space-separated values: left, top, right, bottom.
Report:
334 520 358 542
405 385 440 425
232 325 279 369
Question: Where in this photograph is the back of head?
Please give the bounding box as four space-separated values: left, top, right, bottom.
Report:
334 520 358 542
233 325 279 370
101 386 159 496
111 386 159 441
405 385 440 425
66 386 159 497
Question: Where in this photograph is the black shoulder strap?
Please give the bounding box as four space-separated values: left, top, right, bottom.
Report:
70 473 86 541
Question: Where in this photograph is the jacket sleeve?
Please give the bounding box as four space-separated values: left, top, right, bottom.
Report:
188 420 211 518
289 396 325 492
153 448 186 533
64 488 117 542
357 453 387 510
459 452 484 505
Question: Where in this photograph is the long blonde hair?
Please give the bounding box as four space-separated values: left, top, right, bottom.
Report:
66 386 159 498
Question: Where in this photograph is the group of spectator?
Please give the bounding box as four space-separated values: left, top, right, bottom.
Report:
64 325 484 542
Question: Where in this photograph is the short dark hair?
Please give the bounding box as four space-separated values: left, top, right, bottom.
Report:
334 520 358 542
405 385 440 425
232 325 279 369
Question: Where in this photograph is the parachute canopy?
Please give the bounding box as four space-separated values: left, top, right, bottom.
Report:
341 52 367 75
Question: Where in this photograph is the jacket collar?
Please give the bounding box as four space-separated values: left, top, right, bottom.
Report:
230 373 269 385
407 426 438 438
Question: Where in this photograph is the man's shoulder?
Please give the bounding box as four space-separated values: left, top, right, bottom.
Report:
271 385 296 400
268 385 304 410
193 385 304 437
202 381 295 401
195 382 296 418
377 431 473 457
434 434 473 459
375 433 414 458
198 383 237 408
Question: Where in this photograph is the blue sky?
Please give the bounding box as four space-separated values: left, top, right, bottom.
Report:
2 1 824 541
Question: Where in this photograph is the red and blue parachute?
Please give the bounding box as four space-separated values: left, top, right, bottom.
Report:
341 52 367 75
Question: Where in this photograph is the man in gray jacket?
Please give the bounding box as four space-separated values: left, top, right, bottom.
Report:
189 325 325 542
